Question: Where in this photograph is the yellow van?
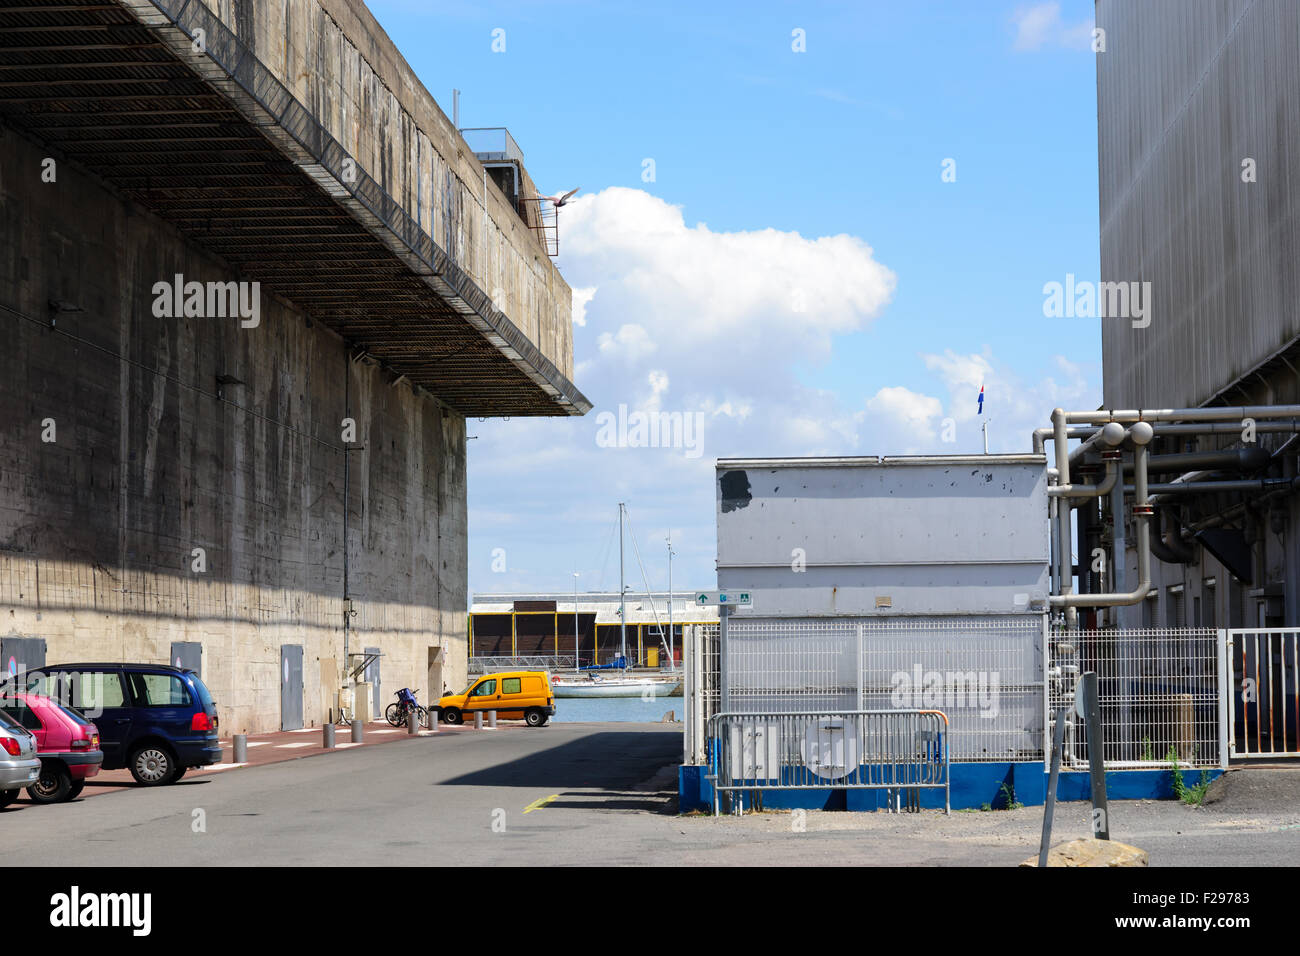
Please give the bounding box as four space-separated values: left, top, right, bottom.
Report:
437 671 555 727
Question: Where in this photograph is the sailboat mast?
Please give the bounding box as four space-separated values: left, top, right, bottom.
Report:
619 502 627 666
666 533 673 671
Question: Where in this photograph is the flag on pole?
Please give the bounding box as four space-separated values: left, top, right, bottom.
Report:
977 385 985 415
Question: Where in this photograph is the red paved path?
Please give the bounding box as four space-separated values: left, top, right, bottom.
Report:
7 717 528 805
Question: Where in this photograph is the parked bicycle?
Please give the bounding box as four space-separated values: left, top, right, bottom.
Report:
386 687 429 728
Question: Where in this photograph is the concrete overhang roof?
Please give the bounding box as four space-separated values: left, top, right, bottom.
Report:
0 0 591 417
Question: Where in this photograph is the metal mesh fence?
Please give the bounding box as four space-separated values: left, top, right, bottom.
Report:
692 618 1230 768
1048 627 1222 768
725 617 1045 763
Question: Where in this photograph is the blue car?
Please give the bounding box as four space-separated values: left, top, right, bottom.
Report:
23 664 221 786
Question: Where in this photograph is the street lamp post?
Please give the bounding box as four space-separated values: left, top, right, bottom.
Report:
572 572 580 674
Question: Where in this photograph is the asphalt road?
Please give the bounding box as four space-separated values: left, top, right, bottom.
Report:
2 722 1298 866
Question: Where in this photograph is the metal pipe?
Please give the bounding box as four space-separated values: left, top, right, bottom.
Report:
1124 477 1300 495
1048 487 1060 596
1035 419 1300 454
1051 454 1119 499
1148 508 1196 565
1132 448 1270 475
1111 469 1126 595
1051 428 1153 609
1065 405 1300 425
1067 421 1126 466
1051 409 1076 626
1057 422 1125 487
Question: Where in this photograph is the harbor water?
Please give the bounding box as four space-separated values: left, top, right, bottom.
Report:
551 695 684 723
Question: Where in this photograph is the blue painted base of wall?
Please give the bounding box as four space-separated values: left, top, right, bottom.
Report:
679 762 1222 813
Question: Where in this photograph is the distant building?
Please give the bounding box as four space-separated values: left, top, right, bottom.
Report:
469 592 718 668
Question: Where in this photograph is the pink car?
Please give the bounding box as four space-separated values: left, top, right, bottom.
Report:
5 693 103 803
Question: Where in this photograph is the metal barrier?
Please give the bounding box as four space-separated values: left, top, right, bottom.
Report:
469 655 575 675
1228 628 1300 758
706 710 949 815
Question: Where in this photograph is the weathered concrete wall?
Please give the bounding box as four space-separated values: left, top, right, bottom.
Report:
194 0 574 382
0 128 468 734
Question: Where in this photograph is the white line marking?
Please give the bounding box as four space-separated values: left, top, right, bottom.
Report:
276 742 314 749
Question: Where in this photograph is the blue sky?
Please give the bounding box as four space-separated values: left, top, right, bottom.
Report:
366 0 1104 602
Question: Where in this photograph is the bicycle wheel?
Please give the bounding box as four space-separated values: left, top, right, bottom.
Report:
416 706 430 727
385 702 402 726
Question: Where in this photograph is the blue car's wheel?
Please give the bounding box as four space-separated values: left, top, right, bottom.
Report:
129 745 174 786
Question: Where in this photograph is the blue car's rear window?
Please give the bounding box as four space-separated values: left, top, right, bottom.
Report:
188 674 216 710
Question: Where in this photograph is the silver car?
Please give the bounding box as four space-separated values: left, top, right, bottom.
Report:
0 705 41 807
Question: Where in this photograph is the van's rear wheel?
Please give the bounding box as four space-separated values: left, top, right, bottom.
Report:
524 709 545 727
442 707 462 725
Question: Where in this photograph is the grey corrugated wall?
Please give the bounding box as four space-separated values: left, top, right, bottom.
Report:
1098 0 1300 409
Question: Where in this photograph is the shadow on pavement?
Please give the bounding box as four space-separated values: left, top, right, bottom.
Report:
440 729 680 791
548 790 677 813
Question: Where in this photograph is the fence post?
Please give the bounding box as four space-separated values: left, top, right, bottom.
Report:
1042 615 1052 768
1218 629 1231 768
1081 671 1109 840
682 626 693 765
719 606 730 713
1038 706 1067 867
856 622 864 711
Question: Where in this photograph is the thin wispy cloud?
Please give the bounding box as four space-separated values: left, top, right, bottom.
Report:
1011 2 1094 52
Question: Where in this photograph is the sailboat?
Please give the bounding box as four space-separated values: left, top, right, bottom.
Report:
551 503 683 699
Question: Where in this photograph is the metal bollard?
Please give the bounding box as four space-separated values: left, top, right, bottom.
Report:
488 710 497 729
474 711 483 730
351 719 363 743
428 710 438 733
232 734 247 764
323 723 335 749
407 710 418 735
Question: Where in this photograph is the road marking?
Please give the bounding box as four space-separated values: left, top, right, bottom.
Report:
246 741 271 748
277 742 314 749
371 729 401 735
522 794 559 814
